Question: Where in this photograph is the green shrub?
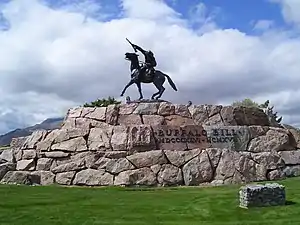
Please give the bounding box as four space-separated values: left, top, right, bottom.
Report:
232 98 260 108
83 96 121 107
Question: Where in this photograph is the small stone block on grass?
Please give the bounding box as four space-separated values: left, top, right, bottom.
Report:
239 183 286 208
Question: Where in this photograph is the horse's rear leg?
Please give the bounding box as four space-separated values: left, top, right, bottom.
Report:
151 89 160 99
151 79 162 99
152 80 165 100
152 74 166 100
156 86 165 99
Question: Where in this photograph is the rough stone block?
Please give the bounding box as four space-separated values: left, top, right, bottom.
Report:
239 183 286 208
1 171 38 185
0 162 15 180
17 159 36 171
114 168 157 186
0 149 15 163
204 125 251 151
22 150 37 160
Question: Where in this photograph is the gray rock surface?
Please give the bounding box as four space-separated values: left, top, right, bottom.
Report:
239 183 286 208
55 171 75 185
73 169 113 186
0 149 15 163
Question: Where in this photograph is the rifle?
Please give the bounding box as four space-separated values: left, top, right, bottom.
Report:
126 38 137 52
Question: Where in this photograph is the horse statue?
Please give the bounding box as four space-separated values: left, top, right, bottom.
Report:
120 52 177 100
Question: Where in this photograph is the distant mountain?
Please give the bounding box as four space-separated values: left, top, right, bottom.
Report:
0 117 64 146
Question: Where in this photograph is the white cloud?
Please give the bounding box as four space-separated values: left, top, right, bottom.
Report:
0 0 299 133
188 2 220 33
120 0 181 22
42 0 112 21
0 90 74 133
253 20 274 31
270 0 300 26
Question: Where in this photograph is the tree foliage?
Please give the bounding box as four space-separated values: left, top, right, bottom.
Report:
232 98 271 108
231 98 282 124
83 96 121 107
232 98 260 108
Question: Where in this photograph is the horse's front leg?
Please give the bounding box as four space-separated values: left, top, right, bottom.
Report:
136 82 143 100
120 79 135 97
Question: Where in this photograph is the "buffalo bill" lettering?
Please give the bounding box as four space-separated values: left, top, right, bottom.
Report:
207 137 234 143
156 129 207 137
157 136 235 144
157 137 202 144
154 128 240 144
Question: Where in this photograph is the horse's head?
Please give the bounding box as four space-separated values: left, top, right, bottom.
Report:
125 52 139 62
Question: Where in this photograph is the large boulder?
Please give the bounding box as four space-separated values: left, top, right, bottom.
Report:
114 168 157 186
0 163 16 180
0 149 14 163
1 171 39 185
73 169 113 186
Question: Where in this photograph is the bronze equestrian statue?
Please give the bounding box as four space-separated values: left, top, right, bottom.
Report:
120 39 177 100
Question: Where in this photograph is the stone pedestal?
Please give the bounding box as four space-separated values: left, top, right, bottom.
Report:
239 183 286 208
0 102 299 187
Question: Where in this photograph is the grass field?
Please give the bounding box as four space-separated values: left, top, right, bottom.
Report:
0 178 299 225
0 145 10 151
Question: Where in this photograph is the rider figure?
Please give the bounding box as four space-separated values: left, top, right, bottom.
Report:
132 44 157 80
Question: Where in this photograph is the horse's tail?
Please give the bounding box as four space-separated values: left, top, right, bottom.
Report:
162 72 177 91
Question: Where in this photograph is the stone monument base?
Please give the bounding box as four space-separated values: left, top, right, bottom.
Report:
1 102 300 187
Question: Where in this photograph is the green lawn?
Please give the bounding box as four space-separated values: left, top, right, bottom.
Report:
0 145 10 151
0 178 299 225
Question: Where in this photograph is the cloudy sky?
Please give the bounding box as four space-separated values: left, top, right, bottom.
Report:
0 0 299 134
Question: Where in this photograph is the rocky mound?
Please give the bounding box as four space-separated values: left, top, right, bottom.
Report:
1 102 300 187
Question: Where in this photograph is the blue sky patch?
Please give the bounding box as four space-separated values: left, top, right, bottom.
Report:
0 0 291 33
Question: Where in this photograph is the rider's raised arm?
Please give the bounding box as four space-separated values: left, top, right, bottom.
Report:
134 45 147 55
